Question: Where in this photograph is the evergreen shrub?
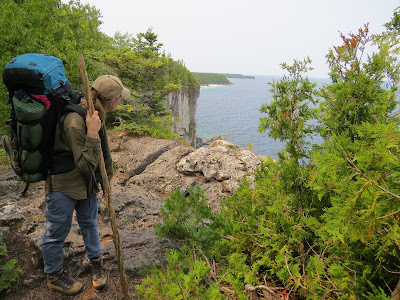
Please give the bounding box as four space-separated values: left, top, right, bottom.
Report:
136 9 400 298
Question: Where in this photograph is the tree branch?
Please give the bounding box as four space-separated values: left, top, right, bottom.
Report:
376 210 400 219
345 156 400 199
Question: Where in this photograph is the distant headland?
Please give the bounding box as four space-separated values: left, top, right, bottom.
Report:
192 72 254 86
223 73 255 79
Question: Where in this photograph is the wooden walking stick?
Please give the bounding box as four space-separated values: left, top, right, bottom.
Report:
79 54 131 300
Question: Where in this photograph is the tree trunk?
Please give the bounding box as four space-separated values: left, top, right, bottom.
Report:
245 284 260 300
392 279 400 300
245 284 281 300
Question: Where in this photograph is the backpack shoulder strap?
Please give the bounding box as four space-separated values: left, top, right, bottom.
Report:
64 103 85 118
59 103 86 133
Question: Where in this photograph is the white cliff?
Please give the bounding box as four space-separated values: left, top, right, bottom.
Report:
164 86 200 146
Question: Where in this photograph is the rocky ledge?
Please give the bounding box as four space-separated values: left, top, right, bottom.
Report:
0 132 264 298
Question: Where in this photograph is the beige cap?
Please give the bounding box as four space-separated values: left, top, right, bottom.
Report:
92 75 131 100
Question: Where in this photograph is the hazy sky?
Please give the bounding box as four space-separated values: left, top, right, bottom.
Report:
77 0 399 78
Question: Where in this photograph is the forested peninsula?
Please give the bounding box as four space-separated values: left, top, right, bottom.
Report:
224 73 255 79
192 72 255 86
191 72 232 86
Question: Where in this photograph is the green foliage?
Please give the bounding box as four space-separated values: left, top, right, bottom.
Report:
320 24 399 141
132 27 163 57
156 187 221 250
191 72 231 86
310 22 400 297
0 0 111 85
0 245 21 293
93 32 198 135
0 0 110 133
363 280 392 300
0 1 197 137
259 57 318 162
112 112 181 140
0 149 8 166
135 248 223 299
140 9 400 299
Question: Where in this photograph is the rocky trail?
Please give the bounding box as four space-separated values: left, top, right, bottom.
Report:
0 132 263 299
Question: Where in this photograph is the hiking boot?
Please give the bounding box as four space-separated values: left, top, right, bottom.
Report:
1 135 22 175
47 268 83 296
91 256 107 290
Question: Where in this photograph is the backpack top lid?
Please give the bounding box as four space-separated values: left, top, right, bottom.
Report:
3 53 68 96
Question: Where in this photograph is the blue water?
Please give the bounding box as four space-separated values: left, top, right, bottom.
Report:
196 75 329 159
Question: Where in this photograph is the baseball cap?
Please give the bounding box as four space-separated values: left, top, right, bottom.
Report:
92 75 131 100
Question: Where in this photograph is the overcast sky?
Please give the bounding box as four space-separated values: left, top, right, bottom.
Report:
77 0 399 78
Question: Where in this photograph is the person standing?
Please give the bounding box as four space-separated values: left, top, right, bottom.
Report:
42 75 130 296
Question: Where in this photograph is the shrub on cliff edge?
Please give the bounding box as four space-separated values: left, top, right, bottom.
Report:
135 8 400 299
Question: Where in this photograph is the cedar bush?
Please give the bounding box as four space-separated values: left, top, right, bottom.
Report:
136 8 400 299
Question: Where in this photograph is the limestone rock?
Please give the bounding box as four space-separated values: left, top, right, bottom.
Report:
0 133 263 289
177 139 261 183
127 144 198 196
127 138 262 208
110 135 180 185
102 228 175 276
0 203 24 222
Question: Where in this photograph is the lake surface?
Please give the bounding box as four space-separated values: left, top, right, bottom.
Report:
196 75 329 159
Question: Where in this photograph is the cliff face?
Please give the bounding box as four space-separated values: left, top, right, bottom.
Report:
164 86 200 146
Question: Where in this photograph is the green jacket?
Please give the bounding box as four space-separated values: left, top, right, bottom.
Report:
45 111 114 199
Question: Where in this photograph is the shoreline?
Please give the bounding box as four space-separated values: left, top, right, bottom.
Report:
200 83 233 88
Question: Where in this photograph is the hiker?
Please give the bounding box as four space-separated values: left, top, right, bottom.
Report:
42 75 130 296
